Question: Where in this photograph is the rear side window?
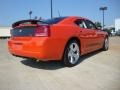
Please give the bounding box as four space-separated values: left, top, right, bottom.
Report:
42 17 67 24
11 26 35 37
74 19 87 28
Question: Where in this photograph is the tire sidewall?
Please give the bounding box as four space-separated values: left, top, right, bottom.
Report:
103 37 109 51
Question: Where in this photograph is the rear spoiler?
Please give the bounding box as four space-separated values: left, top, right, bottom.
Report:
12 19 42 28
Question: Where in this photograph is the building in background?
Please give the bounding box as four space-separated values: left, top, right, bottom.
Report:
115 18 120 31
103 18 120 36
115 18 120 36
0 27 11 39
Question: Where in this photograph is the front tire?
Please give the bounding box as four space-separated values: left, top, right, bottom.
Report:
63 40 80 67
103 37 109 51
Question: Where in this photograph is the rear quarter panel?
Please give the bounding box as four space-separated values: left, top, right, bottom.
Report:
47 24 79 60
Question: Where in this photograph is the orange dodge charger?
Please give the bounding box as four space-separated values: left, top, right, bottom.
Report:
8 16 109 67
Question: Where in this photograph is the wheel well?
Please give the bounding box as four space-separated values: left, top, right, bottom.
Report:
106 35 108 39
67 37 80 45
62 37 81 60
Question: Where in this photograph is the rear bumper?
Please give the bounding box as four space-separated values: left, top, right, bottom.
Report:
9 49 47 60
8 37 63 61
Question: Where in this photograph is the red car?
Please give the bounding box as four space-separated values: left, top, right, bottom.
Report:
8 16 109 67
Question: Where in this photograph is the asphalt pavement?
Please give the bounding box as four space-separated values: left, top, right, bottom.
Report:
0 37 120 90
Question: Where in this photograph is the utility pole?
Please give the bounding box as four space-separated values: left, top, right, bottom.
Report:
99 7 107 29
50 0 53 18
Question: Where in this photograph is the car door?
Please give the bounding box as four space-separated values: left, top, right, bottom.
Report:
84 20 103 52
74 19 96 54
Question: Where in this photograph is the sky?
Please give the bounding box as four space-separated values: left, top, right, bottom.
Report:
0 0 120 26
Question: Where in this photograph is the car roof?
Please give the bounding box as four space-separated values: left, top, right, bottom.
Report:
68 16 87 19
12 16 89 28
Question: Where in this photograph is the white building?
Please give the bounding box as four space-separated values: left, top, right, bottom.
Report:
115 18 120 31
0 27 11 39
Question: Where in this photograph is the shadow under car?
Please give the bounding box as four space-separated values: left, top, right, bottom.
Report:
21 49 103 70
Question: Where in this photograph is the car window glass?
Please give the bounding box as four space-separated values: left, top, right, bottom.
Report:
84 20 97 30
75 20 86 28
41 17 67 24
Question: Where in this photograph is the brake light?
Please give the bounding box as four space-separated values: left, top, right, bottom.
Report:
35 25 50 37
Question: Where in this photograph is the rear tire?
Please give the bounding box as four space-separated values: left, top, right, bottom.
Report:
63 40 80 67
103 37 109 51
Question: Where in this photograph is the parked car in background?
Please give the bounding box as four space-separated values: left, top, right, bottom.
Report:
8 16 109 67
111 30 116 36
116 29 120 36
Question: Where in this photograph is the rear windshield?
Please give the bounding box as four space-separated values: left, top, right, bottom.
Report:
11 26 35 37
12 17 67 28
41 17 67 24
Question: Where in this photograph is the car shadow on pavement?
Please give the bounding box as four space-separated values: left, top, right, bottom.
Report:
21 59 65 70
78 49 103 64
21 49 103 70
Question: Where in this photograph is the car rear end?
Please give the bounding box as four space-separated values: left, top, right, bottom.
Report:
8 17 68 61
8 20 52 61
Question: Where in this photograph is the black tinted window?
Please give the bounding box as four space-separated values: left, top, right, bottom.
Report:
84 20 97 29
42 17 67 24
75 19 86 28
11 26 35 37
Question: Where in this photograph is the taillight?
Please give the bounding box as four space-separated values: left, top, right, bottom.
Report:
35 25 50 37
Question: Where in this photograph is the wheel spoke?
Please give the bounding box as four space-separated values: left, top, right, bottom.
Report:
74 44 78 52
70 56 74 64
73 53 79 61
70 44 74 51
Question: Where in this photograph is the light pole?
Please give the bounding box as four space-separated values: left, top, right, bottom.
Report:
29 11 33 19
99 7 107 29
50 0 53 18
